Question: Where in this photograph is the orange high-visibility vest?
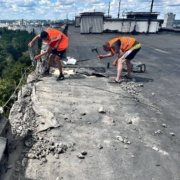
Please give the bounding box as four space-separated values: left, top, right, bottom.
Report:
45 28 68 51
109 36 136 54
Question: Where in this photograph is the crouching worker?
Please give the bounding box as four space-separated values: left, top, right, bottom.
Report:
98 36 141 83
28 27 68 81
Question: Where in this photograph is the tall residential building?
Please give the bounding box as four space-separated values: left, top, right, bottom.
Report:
162 13 175 29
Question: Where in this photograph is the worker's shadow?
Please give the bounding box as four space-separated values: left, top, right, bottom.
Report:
122 68 153 83
132 76 154 83
65 72 108 79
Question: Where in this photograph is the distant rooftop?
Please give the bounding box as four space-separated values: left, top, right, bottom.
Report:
80 12 105 16
126 12 160 20
126 12 160 15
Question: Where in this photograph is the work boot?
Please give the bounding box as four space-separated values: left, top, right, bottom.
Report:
44 68 50 75
56 73 64 81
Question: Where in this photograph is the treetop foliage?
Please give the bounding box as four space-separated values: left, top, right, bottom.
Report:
0 28 41 116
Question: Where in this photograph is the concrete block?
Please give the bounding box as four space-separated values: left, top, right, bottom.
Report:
0 137 8 179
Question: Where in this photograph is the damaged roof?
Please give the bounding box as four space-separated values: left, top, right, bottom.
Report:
5 26 180 180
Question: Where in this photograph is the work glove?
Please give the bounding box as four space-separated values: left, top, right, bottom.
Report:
35 55 41 60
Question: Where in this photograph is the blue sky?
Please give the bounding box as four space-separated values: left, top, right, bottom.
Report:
0 0 179 20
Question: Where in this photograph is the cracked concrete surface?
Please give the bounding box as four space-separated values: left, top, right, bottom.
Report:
4 26 180 180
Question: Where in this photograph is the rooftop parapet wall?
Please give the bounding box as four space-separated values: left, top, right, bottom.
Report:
0 137 8 180
0 108 10 180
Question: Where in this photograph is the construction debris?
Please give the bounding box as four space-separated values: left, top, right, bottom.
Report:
162 124 167 128
155 130 162 134
99 107 106 113
97 144 103 149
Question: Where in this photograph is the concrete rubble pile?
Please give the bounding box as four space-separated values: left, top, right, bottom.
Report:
121 81 144 97
8 83 74 165
24 136 72 163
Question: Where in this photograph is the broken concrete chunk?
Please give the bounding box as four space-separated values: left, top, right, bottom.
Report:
155 130 162 134
162 124 167 128
22 158 28 167
116 136 124 142
117 136 130 144
39 137 44 140
54 154 59 159
49 146 55 151
126 119 132 124
124 145 129 149
99 107 106 113
138 84 144 87
81 151 87 156
24 137 33 147
56 177 63 180
40 151 46 158
59 143 64 148
55 143 59 147
27 153 35 159
152 147 159 151
12 128 17 135
18 126 23 130
16 130 21 134
77 153 85 159
56 148 63 154
80 112 86 116
112 119 115 123
97 144 103 149
123 139 131 144
41 157 47 163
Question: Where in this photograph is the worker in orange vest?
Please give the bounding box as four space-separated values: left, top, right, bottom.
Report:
28 27 68 81
98 36 141 83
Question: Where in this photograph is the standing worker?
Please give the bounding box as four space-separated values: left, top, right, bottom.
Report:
98 36 141 83
28 27 68 81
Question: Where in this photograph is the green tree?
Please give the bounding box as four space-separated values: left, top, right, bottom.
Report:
5 54 15 66
0 28 39 116
0 79 14 106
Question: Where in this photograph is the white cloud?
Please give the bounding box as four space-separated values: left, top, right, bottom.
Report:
0 0 179 19
39 0 51 5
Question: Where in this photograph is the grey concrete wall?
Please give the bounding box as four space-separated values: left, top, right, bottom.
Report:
104 20 160 33
0 108 10 180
